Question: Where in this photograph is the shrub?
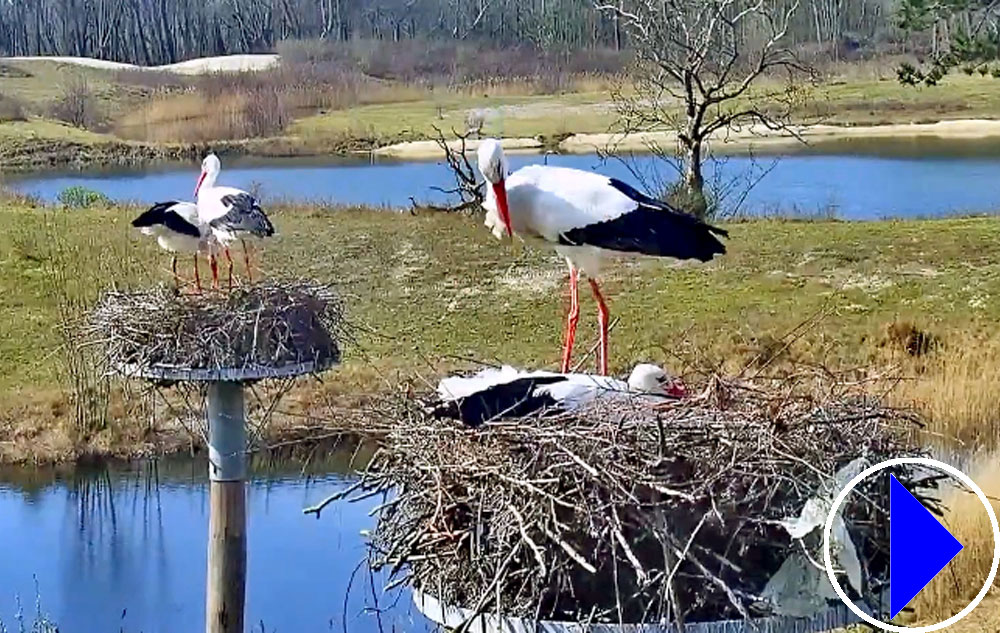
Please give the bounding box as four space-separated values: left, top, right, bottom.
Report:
0 92 27 123
0 62 32 78
50 75 101 129
662 180 715 219
243 83 289 138
58 186 110 209
883 321 937 357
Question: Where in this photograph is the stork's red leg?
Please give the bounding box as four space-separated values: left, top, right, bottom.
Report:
588 278 610 376
194 254 202 293
560 264 580 373
224 248 234 290
242 239 253 283
209 253 219 290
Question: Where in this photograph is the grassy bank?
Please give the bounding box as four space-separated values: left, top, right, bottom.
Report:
8 57 1000 168
6 201 1000 457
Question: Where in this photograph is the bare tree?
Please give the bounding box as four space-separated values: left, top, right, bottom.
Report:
416 127 486 212
51 74 100 128
596 0 811 217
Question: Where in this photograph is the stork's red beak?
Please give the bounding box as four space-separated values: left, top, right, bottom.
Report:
194 171 207 197
665 380 688 399
492 181 512 238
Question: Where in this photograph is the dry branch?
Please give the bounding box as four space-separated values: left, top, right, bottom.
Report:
414 126 486 213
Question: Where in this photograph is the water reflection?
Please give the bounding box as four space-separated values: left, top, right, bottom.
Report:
0 441 421 633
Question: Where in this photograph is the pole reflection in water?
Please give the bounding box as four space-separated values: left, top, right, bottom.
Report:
0 441 425 633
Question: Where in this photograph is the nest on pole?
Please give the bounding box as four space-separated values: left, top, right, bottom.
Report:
342 370 937 628
90 280 345 383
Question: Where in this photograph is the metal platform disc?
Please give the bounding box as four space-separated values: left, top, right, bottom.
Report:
115 358 339 383
412 589 864 633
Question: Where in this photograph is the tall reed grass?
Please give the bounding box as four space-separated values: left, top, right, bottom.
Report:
892 334 1000 448
876 333 1000 622
34 208 149 445
0 591 58 633
905 457 1000 625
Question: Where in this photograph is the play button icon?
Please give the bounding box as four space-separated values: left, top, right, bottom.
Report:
823 457 1000 632
890 475 964 618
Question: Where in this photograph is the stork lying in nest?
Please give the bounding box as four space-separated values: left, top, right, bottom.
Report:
432 363 688 427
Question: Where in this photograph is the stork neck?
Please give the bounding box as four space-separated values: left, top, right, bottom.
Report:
200 169 219 194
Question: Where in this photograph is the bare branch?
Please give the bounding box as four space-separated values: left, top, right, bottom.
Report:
416 126 486 213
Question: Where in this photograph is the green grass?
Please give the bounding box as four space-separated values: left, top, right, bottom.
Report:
0 118 119 143
0 59 155 111
8 201 1000 466
6 203 1000 394
296 73 1000 142
802 73 1000 124
291 91 617 140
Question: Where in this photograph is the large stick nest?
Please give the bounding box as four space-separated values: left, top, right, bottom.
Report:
349 370 936 626
91 280 344 380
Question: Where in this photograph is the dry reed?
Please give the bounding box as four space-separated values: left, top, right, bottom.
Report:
907 456 1000 624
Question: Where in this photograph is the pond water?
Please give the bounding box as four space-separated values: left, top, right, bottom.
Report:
0 446 426 633
7 137 1000 220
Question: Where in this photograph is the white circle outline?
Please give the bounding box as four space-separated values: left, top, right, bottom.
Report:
822 457 1000 633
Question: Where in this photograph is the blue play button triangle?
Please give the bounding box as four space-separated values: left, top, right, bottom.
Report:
890 474 964 618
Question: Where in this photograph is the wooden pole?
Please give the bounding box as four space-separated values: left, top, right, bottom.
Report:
205 381 247 633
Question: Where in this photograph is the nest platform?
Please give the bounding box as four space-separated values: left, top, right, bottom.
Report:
350 371 935 628
92 280 344 383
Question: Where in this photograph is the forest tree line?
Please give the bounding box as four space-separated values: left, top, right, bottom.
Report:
0 0 904 66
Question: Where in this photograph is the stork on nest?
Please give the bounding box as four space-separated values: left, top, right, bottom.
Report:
90 280 345 383
328 369 936 629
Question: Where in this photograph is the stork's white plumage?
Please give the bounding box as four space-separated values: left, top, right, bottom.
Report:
477 139 728 376
435 363 686 427
132 201 211 290
194 153 275 289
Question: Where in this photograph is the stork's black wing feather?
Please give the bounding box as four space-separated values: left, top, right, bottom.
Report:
558 178 728 262
132 201 201 238
212 193 275 237
437 375 568 427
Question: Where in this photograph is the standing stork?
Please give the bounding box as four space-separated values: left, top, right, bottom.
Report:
132 201 211 291
194 153 275 289
476 139 728 376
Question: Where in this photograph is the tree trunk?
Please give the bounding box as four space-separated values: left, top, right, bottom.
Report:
683 140 708 219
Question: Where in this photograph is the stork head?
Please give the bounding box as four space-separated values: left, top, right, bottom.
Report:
195 153 221 197
476 139 512 238
627 364 688 399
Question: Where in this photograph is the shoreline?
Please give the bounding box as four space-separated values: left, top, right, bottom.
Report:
6 117 1000 173
374 118 1000 159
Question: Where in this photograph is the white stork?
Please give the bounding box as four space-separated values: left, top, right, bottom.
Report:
434 363 686 427
131 201 211 291
194 153 275 289
476 139 728 376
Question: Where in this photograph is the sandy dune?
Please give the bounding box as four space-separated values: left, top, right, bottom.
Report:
3 54 280 75
373 137 545 158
